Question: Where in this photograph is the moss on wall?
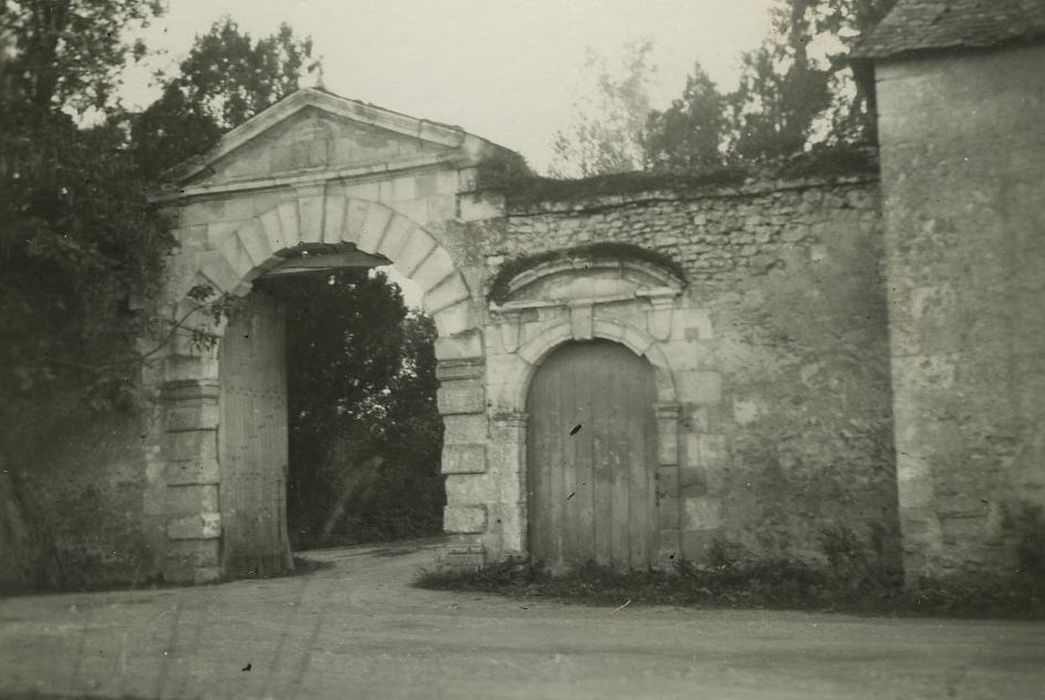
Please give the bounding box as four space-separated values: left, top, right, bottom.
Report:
475 144 878 209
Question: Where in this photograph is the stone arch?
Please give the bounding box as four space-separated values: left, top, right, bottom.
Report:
186 195 473 337
508 319 677 413
157 192 482 584
494 317 681 564
505 258 684 301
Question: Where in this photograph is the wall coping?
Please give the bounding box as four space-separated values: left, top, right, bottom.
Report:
503 173 879 217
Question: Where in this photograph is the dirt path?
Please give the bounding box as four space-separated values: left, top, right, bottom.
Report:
0 541 1042 699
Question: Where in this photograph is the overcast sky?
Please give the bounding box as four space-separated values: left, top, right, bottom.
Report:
124 0 778 173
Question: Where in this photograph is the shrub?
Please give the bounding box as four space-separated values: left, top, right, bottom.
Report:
415 523 1041 619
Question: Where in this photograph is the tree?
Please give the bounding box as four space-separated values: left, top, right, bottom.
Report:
0 0 171 405
0 0 162 113
549 40 655 177
724 0 899 159
131 17 316 180
783 0 899 144
643 0 898 171
643 63 724 172
0 0 170 591
726 42 832 161
260 270 443 548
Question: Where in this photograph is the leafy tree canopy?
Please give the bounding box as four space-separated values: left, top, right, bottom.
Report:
0 0 163 113
726 35 832 162
131 16 316 180
643 63 725 172
260 270 443 548
555 0 899 176
0 0 171 406
725 0 898 158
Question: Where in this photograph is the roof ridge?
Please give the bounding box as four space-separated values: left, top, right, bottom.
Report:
853 0 1045 60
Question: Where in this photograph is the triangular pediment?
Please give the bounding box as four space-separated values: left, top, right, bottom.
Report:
166 88 481 187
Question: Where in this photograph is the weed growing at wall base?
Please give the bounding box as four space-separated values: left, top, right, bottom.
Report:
416 559 1043 619
417 524 1045 620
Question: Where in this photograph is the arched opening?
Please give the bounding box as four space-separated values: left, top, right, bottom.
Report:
214 262 443 577
166 194 480 582
526 339 659 571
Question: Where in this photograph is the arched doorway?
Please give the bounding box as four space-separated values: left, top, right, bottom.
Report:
213 261 442 579
158 190 482 583
526 340 659 571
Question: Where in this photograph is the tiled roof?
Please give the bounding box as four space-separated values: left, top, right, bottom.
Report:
852 0 1045 59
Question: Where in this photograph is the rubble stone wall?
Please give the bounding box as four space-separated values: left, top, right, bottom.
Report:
464 175 899 566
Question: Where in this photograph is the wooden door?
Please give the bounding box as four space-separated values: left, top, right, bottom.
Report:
218 290 294 577
526 340 658 571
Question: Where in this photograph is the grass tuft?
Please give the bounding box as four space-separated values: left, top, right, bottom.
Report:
417 520 1045 620
416 558 1044 619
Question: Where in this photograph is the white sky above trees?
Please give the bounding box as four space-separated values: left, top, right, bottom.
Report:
123 0 777 173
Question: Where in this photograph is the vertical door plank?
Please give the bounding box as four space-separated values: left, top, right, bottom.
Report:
574 346 595 565
592 345 614 566
627 356 650 568
548 351 563 568
608 344 631 570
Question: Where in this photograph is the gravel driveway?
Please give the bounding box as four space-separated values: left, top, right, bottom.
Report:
1 540 1042 699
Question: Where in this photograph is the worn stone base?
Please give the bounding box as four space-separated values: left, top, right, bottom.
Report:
434 542 487 572
163 539 221 584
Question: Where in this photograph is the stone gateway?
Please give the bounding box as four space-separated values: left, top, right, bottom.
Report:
30 1 1045 589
